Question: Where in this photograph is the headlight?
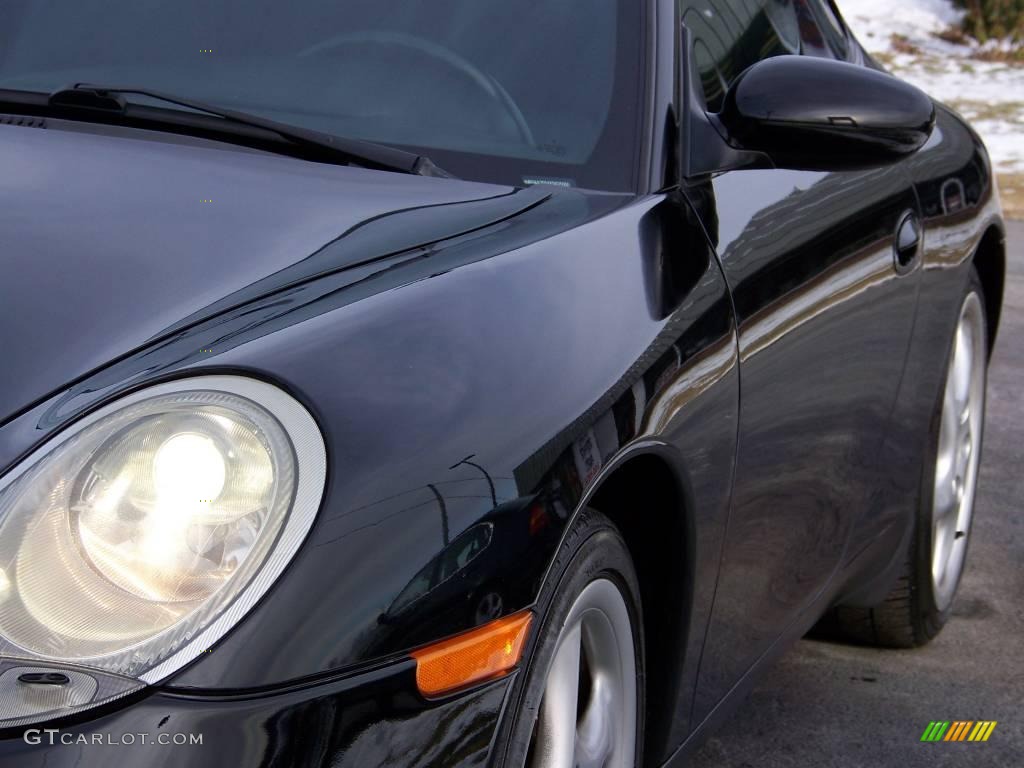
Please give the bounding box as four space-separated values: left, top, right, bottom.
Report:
0 376 325 725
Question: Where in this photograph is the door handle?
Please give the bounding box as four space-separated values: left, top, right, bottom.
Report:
895 211 922 273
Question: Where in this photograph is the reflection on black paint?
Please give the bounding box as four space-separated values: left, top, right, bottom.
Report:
695 161 921 720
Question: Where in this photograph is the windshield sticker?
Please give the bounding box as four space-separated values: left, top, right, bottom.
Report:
523 177 576 188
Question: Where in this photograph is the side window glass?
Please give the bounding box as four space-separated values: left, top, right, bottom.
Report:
437 523 492 582
766 0 802 53
795 0 850 59
680 0 800 112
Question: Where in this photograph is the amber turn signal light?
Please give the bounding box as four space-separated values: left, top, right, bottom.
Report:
411 610 533 697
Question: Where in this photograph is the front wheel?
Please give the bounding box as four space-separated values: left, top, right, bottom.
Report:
501 509 644 768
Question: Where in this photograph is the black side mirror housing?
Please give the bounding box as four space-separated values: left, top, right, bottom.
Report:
717 56 936 172
677 24 936 180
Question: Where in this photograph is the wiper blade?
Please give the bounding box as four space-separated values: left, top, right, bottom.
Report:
43 83 451 177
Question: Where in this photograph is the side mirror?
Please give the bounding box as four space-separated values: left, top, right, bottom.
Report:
716 56 935 172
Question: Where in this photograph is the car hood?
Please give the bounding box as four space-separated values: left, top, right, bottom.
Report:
0 120 543 425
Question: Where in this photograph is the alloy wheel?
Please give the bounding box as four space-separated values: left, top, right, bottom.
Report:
931 291 986 611
527 578 637 768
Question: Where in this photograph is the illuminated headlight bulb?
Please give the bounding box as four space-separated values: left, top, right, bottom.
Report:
153 433 226 506
68 408 277 605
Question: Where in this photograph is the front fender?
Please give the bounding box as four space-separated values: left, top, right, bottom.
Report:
0 190 738 705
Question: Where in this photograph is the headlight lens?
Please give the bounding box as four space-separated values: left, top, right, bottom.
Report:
73 407 276 605
0 377 325 695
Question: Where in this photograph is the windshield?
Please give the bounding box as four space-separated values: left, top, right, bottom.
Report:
0 1 643 191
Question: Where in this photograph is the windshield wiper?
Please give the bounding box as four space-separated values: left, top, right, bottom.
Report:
36 83 451 177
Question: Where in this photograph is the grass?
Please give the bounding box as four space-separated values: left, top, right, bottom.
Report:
998 174 1024 219
891 33 922 55
946 99 1024 123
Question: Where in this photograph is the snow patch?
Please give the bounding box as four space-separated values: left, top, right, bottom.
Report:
840 0 1023 173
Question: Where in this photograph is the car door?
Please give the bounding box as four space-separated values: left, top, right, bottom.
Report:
677 0 924 722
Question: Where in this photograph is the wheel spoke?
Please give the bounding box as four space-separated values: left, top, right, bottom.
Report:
933 474 958 523
955 429 973 483
533 623 581 768
575 669 615 768
932 522 952 585
952 324 972 415
938 369 959 469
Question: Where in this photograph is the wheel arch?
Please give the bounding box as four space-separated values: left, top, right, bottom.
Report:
585 444 696 766
972 222 1006 357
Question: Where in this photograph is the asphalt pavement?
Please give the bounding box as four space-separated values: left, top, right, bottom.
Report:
691 221 1023 768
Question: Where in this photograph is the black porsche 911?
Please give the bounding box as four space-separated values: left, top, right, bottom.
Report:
0 1 1006 766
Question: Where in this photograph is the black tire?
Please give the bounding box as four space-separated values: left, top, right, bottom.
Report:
497 508 645 767
826 268 988 648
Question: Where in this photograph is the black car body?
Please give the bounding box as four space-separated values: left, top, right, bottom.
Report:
0 1 1006 766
